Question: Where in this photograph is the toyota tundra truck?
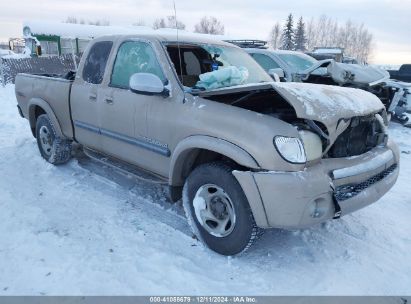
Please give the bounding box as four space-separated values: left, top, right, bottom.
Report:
14 33 400 255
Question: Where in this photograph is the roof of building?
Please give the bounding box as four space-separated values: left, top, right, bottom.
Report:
22 21 259 47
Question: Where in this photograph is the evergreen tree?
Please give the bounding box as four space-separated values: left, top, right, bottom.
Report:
280 14 295 50
294 17 307 51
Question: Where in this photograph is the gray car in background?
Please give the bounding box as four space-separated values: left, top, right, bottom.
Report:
230 41 411 126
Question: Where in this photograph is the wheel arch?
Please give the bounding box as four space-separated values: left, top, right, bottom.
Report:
28 98 64 138
169 135 260 189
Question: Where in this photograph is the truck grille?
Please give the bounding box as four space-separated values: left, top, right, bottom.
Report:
328 115 386 158
334 164 397 201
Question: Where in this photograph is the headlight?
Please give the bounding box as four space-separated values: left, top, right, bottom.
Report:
274 136 306 164
298 130 323 161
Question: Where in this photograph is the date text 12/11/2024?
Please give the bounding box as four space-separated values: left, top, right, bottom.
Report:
149 296 257 303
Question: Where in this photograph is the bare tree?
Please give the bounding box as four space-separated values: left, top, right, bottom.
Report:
65 16 78 24
299 15 374 63
133 19 146 26
89 19 110 26
64 16 110 26
268 22 281 49
305 17 317 51
153 16 185 30
194 16 225 35
166 16 186 30
153 18 166 29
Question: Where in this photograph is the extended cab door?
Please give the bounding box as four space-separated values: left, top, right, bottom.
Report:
98 39 170 172
71 41 113 150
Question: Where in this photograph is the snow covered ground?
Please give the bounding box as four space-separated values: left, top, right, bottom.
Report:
0 84 410 295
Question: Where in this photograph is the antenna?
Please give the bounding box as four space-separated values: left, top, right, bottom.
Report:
69 39 78 71
173 0 184 90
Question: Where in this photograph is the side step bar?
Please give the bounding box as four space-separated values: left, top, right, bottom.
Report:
83 147 168 185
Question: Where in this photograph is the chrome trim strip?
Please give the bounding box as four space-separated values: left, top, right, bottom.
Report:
332 150 394 180
74 120 170 157
74 120 100 134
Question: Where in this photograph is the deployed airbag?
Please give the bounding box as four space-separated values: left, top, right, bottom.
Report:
195 66 249 90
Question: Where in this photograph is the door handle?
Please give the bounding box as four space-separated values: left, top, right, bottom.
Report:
105 97 114 105
89 93 97 101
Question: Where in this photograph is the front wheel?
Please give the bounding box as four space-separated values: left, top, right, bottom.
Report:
183 162 260 256
35 114 72 165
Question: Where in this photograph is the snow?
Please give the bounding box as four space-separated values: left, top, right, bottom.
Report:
374 64 401 71
313 48 343 54
0 49 30 59
0 50 14 56
24 20 154 39
193 194 206 225
273 82 383 122
22 20 258 48
0 52 30 59
1 84 411 295
22 20 229 42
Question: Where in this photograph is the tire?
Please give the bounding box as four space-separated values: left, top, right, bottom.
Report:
183 162 261 256
35 114 72 165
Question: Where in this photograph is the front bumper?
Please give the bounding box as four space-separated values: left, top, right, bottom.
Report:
233 140 400 229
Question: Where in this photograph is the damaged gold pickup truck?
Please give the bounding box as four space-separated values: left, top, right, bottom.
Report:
15 33 399 255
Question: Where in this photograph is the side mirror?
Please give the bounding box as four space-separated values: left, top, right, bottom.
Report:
36 45 42 56
129 73 169 97
268 68 285 82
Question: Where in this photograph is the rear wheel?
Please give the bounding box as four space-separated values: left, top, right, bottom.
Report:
35 114 72 164
183 162 260 255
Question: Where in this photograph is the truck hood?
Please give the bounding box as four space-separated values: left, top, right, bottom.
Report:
326 61 390 86
271 82 384 127
198 82 384 129
300 60 393 87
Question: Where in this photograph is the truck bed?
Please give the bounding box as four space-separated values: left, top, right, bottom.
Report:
15 72 76 139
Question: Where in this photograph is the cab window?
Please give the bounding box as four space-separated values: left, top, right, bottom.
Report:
111 41 166 89
251 53 281 71
166 45 213 87
82 41 113 84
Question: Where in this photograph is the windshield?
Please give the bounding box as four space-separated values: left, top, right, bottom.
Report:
277 53 318 72
165 43 273 90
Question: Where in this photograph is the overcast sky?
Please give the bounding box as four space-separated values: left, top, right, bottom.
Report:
0 0 410 64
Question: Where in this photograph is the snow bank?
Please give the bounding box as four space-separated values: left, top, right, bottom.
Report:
1 49 30 59
0 84 411 295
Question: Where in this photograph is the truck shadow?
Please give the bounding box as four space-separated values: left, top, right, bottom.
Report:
72 147 360 262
